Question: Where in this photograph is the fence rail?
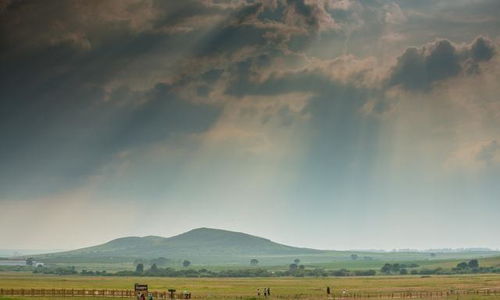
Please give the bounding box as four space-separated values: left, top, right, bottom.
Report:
0 288 499 299
0 288 167 298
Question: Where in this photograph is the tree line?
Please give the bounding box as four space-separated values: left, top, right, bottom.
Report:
34 266 377 278
29 258 500 278
379 260 500 275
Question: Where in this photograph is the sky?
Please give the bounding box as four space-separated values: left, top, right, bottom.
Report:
1 0 499 251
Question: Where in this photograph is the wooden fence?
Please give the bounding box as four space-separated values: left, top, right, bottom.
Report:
0 288 499 299
0 289 168 298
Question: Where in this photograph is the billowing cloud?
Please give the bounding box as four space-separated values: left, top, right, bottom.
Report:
470 36 496 61
387 36 496 91
0 76 221 199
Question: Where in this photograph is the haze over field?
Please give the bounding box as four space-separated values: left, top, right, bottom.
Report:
1 0 499 251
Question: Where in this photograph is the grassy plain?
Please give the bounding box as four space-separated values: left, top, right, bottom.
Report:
0 272 499 299
49 255 500 272
306 255 500 271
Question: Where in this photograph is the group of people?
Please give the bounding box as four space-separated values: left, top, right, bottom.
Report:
256 287 271 297
256 286 336 297
136 291 191 300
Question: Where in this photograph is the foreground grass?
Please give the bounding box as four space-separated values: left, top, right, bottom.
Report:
0 273 499 299
1 296 499 300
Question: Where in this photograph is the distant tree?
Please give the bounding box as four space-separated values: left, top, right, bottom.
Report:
26 257 34 266
299 265 305 270
150 263 159 272
381 263 392 274
391 263 400 273
350 254 358 260
468 259 479 269
289 263 298 271
400 268 408 275
182 260 191 268
135 263 144 273
430 253 436 257
457 262 468 270
250 259 259 266
294 259 300 264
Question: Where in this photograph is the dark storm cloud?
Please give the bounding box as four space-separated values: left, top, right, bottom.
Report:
0 1 228 199
195 24 267 57
388 40 460 91
470 36 495 61
387 36 496 91
1 0 498 201
0 0 273 199
286 0 324 29
105 84 221 148
0 73 221 199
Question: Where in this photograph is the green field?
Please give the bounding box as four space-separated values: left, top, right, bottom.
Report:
3 252 500 299
305 255 500 271
0 272 499 299
44 255 500 274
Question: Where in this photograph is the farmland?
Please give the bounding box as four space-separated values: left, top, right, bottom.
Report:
0 272 500 299
24 255 500 277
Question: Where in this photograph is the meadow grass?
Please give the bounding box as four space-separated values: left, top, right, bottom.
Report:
1 272 500 299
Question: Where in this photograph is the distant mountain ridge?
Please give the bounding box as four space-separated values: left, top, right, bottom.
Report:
38 228 323 263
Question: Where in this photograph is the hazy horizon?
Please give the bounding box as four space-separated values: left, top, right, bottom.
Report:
1 0 499 251
1 226 499 253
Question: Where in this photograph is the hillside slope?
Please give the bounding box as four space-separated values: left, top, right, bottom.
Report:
37 228 500 266
39 228 323 263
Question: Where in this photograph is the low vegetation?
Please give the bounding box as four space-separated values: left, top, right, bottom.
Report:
29 257 500 278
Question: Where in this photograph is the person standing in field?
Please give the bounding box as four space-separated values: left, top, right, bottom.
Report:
267 288 271 296
257 288 260 297
327 286 331 295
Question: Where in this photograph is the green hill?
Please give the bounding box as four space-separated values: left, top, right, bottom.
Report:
35 228 500 266
38 228 323 264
